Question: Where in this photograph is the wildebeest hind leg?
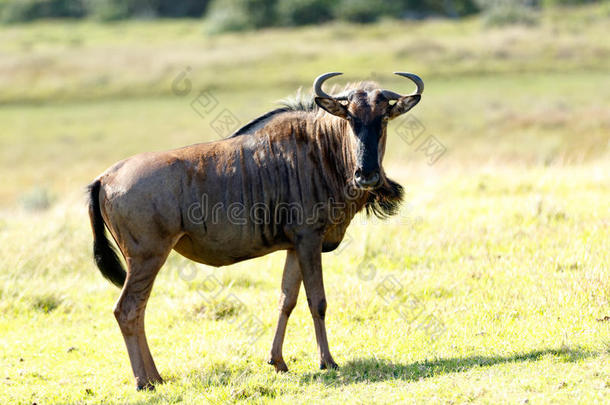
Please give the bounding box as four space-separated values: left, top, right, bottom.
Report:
268 250 302 372
295 235 338 370
114 254 167 390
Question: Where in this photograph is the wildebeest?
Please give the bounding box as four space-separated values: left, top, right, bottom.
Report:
87 72 423 390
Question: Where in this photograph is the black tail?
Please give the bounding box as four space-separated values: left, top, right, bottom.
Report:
87 180 126 288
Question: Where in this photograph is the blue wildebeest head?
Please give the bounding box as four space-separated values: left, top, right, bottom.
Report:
314 72 423 190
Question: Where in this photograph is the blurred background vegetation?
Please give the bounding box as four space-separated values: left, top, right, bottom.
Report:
0 1 608 207
0 0 603 28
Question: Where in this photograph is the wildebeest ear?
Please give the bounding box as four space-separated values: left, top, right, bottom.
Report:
315 97 349 119
388 95 421 119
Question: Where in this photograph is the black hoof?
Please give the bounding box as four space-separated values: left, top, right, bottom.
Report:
320 361 339 370
268 358 289 372
136 383 156 391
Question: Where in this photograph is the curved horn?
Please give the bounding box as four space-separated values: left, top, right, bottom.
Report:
395 72 424 95
313 72 343 99
382 72 424 100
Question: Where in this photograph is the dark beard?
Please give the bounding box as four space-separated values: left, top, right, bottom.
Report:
365 177 404 219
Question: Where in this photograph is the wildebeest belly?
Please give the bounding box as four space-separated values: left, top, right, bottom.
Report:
173 230 292 267
173 217 351 266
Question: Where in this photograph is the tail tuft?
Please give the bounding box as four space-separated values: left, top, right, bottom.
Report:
87 180 126 288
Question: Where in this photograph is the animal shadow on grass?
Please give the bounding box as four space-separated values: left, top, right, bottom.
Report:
300 346 596 385
122 347 596 403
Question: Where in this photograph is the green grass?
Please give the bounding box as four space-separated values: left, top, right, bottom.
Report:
0 4 609 404
1 165 608 404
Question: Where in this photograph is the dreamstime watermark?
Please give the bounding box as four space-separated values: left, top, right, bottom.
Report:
369 71 447 165
184 182 373 228
185 179 423 227
395 112 447 165
186 194 360 228
183 188 422 259
177 263 265 345
357 259 446 341
172 67 242 138
182 181 423 258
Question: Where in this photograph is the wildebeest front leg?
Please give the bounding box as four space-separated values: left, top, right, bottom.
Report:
268 250 302 372
295 235 338 370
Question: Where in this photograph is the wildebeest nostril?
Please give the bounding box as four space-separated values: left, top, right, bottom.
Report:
364 172 380 186
355 171 380 188
369 172 380 184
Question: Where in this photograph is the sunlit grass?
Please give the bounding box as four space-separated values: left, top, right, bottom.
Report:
0 163 608 404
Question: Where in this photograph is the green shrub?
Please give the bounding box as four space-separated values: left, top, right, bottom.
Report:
0 0 209 22
156 0 209 18
480 0 539 26
84 0 210 20
0 0 84 23
205 1 251 33
0 0 40 23
276 0 333 26
541 0 598 5
332 0 398 23
4 0 597 26
206 0 277 33
19 187 53 212
397 0 479 17
82 0 127 21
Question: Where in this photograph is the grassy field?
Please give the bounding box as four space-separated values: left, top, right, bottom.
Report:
0 4 609 404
